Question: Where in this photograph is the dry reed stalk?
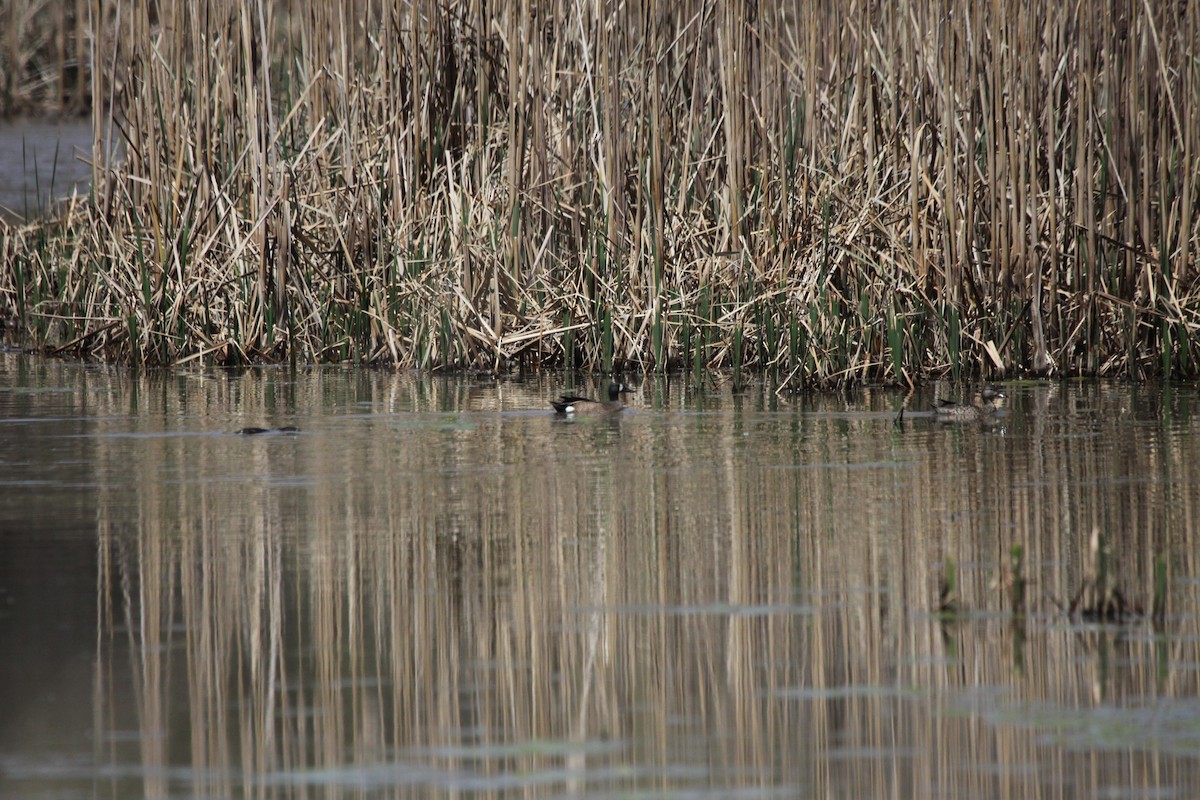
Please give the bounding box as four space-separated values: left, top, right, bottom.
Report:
0 0 1198 384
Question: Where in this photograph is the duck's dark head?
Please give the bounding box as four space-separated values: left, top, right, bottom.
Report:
607 382 633 401
980 386 1007 406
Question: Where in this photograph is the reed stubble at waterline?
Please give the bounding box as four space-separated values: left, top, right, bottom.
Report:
2 1 1197 385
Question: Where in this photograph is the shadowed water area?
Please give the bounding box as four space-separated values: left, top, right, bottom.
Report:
1 353 1199 798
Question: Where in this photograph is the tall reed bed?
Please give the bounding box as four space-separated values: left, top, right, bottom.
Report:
2 1 1198 383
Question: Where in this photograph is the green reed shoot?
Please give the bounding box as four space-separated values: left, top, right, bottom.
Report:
1153 553 1168 624
1009 545 1026 618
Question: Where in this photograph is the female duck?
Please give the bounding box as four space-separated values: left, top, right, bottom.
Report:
550 382 633 416
932 386 1006 422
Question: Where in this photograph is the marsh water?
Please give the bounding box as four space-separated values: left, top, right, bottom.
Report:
0 120 94 221
1 353 1199 799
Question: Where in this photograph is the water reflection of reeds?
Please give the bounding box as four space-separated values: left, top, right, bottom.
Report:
84 372 1200 797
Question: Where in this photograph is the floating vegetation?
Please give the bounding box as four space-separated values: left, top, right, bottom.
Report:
2 3 1199 381
937 557 959 617
937 536 1172 628
1047 528 1168 626
1066 585 1144 625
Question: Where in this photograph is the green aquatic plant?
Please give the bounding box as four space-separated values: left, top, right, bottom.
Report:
937 557 959 616
1009 545 1027 618
1153 552 1168 626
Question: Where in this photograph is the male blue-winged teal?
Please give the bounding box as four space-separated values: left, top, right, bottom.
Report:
550 382 633 416
932 386 1006 421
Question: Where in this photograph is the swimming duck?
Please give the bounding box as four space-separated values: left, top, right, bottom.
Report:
932 386 1006 421
237 426 301 435
550 382 633 416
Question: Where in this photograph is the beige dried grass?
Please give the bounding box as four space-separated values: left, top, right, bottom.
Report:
1 1 1197 384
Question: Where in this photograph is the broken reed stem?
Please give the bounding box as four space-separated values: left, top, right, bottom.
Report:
1 1 1199 382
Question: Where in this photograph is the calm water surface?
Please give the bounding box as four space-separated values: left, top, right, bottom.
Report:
0 120 93 221
1 354 1199 798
